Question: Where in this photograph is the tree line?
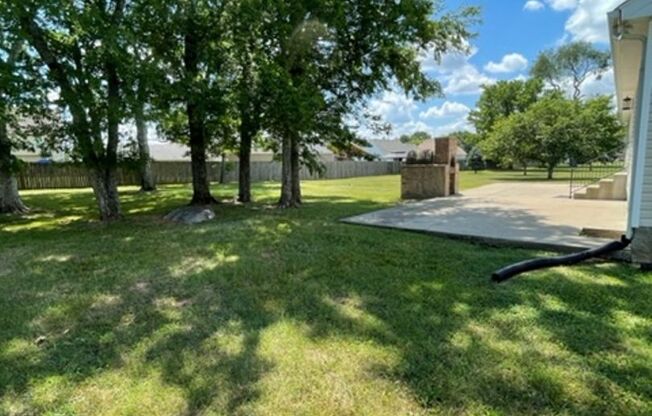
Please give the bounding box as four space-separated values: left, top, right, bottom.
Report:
467 41 624 179
0 0 478 220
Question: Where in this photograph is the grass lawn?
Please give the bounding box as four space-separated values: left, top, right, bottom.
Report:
1 172 651 415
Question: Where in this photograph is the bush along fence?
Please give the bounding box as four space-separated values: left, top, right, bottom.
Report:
17 161 402 190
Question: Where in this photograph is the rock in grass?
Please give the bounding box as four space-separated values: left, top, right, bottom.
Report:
164 206 215 224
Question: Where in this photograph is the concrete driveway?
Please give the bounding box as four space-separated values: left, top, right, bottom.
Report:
343 182 628 252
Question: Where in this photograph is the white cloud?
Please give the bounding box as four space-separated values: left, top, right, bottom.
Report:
444 66 495 95
388 118 473 139
419 45 496 95
419 101 470 119
541 0 621 43
564 0 621 43
359 87 474 139
524 1 545 11
580 67 615 97
484 53 529 74
546 0 577 11
367 89 417 124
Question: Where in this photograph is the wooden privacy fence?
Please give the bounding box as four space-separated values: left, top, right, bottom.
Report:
17 161 401 190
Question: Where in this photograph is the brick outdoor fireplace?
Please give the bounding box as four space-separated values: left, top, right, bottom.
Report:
401 137 460 200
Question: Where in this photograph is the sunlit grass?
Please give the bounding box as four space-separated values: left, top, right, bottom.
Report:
1 172 650 415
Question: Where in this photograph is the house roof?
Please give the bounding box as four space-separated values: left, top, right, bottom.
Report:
362 140 417 158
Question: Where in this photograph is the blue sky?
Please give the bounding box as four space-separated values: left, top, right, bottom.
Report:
359 0 623 139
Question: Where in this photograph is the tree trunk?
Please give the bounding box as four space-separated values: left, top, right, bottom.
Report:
279 134 296 208
290 136 302 205
547 164 554 180
185 23 215 205
187 101 215 205
135 101 156 192
100 58 123 221
0 108 28 214
522 164 528 176
90 167 121 221
238 127 253 203
219 153 226 184
0 171 28 214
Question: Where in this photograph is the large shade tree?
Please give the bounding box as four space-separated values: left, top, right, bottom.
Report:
225 0 268 203
10 0 131 220
259 0 478 208
136 0 233 206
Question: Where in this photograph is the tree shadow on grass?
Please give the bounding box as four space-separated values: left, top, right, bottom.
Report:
0 188 650 414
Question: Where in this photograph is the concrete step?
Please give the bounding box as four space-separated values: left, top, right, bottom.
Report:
597 178 615 199
572 171 628 201
585 184 600 199
612 172 628 200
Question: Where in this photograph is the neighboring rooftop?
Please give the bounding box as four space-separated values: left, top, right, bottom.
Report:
362 140 417 161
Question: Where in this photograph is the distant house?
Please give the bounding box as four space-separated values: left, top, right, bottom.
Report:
147 142 336 163
359 139 467 164
14 150 67 164
360 140 418 162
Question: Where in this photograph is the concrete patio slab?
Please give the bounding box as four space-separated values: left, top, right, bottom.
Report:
343 182 628 252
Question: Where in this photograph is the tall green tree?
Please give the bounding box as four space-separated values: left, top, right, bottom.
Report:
10 0 130 220
225 0 268 203
531 41 610 100
260 0 478 208
137 0 233 206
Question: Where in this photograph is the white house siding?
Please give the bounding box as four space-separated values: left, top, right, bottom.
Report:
641 101 652 226
642 146 652 225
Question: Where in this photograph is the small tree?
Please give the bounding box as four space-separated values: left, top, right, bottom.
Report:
522 95 580 179
481 112 536 175
575 96 625 163
467 146 484 173
531 41 610 100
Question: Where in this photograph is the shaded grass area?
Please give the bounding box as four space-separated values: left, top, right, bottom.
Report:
1 174 651 415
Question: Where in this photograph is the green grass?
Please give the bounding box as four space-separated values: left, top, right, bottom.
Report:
1 172 651 415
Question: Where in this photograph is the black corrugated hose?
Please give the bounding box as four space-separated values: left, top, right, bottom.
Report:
491 236 632 283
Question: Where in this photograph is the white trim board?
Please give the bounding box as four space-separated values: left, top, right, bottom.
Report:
629 21 652 232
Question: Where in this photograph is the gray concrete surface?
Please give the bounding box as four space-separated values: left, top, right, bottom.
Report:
343 182 628 252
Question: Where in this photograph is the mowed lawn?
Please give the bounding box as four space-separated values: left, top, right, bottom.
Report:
1 172 651 415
